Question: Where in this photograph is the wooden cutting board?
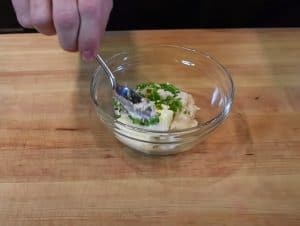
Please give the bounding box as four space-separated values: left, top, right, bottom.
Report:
0 29 299 226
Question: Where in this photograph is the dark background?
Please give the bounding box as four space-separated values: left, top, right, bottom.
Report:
1 0 300 33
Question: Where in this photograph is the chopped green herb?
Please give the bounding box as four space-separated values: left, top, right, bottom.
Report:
113 98 121 109
114 82 185 126
166 98 183 113
160 83 180 95
135 82 183 113
136 82 159 91
136 82 160 101
129 113 160 126
155 103 163 110
113 99 117 108
113 98 122 119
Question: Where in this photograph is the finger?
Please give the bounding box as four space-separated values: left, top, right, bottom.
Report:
30 0 55 35
52 0 80 51
11 0 33 28
78 0 113 61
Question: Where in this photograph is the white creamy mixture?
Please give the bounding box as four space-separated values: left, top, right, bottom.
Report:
114 82 199 131
113 82 199 153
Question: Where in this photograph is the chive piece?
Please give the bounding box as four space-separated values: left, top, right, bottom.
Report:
160 83 180 95
135 82 183 114
128 113 160 126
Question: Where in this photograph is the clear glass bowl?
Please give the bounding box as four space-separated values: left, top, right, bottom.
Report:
91 45 234 155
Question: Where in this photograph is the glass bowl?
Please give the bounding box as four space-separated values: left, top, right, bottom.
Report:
91 45 234 155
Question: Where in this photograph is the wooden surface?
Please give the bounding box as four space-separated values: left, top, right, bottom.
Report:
0 29 300 226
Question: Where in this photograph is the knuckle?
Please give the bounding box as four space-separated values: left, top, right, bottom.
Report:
55 11 78 30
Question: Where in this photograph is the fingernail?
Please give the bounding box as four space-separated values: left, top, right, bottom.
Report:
82 50 95 62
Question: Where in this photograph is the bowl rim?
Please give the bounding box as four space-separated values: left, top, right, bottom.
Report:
91 44 234 134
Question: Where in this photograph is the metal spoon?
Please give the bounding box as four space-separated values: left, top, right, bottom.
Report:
96 54 155 120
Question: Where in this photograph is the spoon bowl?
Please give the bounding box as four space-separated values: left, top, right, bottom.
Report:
96 54 156 120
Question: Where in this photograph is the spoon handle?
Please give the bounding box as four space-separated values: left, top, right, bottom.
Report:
96 54 117 90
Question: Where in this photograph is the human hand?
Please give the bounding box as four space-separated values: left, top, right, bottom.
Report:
12 0 113 61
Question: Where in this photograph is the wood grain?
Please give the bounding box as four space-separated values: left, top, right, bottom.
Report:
0 29 300 226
